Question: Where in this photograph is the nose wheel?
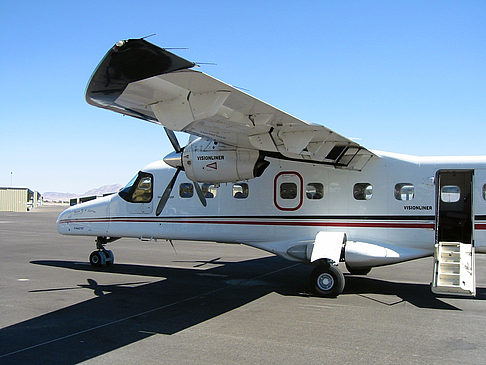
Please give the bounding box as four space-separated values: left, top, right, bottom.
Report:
89 236 118 267
89 249 114 267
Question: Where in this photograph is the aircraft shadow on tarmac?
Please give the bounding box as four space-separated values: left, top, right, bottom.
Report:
341 276 486 308
0 257 484 363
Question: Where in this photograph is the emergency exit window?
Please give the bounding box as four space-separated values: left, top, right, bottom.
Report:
280 183 297 199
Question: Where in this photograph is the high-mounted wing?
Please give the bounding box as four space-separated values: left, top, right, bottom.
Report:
86 39 375 169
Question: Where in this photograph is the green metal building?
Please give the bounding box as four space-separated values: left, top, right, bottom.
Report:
0 187 42 212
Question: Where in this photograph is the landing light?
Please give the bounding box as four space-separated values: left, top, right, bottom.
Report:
113 40 126 51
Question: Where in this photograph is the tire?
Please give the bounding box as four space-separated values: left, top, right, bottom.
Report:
345 263 371 275
89 251 103 267
310 264 345 297
105 250 114 266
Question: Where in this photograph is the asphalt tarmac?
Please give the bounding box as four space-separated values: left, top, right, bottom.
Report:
1 206 486 364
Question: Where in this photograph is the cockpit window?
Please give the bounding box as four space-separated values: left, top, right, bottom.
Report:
119 172 153 203
131 176 153 202
119 174 138 198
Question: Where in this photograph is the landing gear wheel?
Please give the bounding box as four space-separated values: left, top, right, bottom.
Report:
89 251 103 267
310 264 345 297
89 250 114 267
345 263 371 275
104 250 114 266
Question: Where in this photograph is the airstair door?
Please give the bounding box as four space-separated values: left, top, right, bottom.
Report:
432 170 475 296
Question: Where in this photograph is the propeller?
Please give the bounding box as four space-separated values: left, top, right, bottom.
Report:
193 181 208 207
164 127 181 153
156 167 181 216
156 128 207 216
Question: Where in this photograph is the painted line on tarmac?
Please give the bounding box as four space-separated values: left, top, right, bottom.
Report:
0 263 299 359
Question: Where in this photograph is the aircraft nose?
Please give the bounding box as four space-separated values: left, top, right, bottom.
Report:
56 208 71 234
163 151 183 169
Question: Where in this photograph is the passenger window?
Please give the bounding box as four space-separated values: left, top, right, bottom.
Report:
353 183 372 200
233 183 249 199
306 183 323 200
441 185 461 203
280 182 297 199
395 183 414 201
202 183 218 198
482 184 486 200
179 183 194 198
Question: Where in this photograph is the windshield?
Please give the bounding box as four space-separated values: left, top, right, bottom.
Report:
119 173 138 199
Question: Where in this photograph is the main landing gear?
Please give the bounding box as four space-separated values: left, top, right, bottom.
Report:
89 236 119 267
310 261 345 298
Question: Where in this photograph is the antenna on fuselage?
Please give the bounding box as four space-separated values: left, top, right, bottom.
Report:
167 239 177 254
141 33 156 40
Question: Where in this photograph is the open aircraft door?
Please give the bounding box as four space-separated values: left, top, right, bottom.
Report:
432 170 475 296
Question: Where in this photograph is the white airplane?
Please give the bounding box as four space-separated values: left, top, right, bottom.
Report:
57 38 486 297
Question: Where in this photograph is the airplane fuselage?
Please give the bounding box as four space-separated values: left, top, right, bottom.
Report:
57 151 486 266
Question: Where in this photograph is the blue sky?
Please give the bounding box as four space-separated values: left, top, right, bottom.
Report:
1 1 485 194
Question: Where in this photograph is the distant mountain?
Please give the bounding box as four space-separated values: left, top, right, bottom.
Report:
42 191 77 202
43 184 123 202
82 184 123 197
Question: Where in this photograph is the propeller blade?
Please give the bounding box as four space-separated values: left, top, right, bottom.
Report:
164 127 182 153
156 167 181 216
161 127 208 210
193 182 207 207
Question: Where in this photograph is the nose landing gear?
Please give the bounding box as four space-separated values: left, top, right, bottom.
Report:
89 236 119 267
89 249 114 267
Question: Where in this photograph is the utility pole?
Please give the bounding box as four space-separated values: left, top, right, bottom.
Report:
10 172 13 186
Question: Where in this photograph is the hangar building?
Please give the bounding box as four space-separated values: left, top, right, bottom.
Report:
0 187 42 212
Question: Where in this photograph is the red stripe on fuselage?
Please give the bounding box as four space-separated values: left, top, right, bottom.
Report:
59 217 436 229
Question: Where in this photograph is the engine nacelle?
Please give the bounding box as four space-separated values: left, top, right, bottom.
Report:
182 138 269 183
286 232 430 268
344 241 429 268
